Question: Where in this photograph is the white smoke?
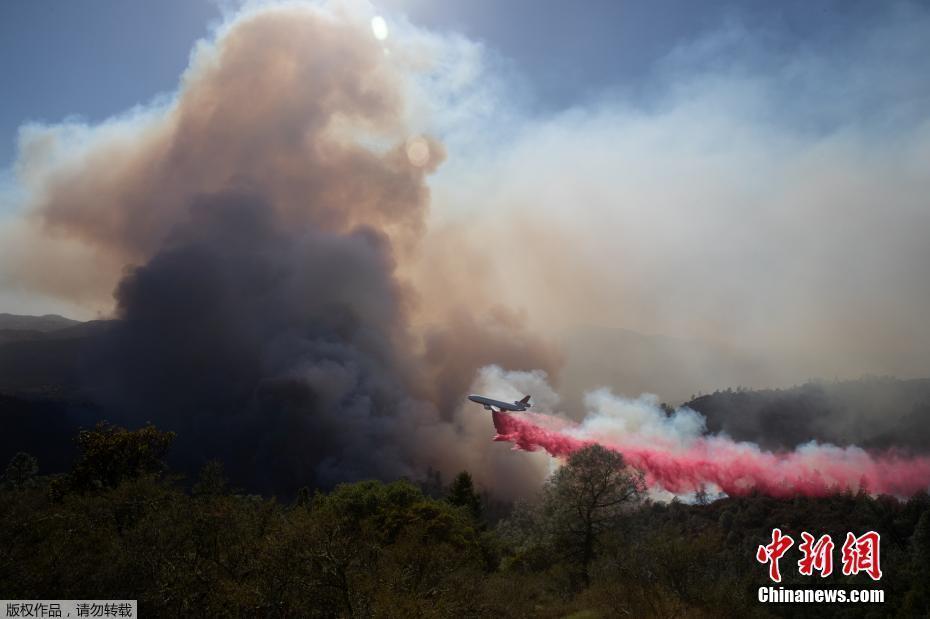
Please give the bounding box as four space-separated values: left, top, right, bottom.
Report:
576 390 706 449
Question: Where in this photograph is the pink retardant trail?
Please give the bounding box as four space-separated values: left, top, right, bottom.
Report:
491 411 930 498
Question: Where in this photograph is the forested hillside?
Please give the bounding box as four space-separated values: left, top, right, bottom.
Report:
684 377 930 452
2 424 927 617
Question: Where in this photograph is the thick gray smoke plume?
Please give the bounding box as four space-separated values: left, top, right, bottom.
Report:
0 3 560 494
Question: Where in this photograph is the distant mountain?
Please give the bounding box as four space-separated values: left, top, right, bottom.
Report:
558 325 930 452
683 377 930 453
0 313 81 332
0 313 106 472
0 315 109 394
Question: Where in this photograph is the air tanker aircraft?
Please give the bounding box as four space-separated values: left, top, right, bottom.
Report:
467 393 532 412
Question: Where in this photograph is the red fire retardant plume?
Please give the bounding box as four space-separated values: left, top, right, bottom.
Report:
491 412 930 498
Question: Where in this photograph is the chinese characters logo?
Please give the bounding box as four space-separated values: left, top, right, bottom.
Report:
756 529 882 582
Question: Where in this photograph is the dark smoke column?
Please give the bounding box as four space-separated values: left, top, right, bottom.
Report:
38 6 561 494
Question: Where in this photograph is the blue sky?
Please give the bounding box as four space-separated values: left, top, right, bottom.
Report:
0 0 898 168
0 1 219 168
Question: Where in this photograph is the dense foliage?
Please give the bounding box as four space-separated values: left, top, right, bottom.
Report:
1 426 928 617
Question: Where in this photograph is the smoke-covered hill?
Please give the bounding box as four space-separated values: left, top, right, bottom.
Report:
0 317 109 393
2 313 930 495
0 313 80 332
684 377 930 453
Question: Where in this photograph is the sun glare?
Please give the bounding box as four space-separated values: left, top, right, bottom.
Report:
405 136 430 167
371 16 389 41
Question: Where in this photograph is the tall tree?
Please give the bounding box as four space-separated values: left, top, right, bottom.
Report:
67 422 175 492
447 471 483 521
542 444 645 588
1 452 38 490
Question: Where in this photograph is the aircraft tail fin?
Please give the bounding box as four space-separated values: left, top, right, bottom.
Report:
517 395 531 406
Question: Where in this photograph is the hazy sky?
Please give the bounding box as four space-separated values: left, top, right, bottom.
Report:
0 0 894 168
2 0 929 386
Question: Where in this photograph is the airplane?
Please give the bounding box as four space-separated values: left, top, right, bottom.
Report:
467 393 532 412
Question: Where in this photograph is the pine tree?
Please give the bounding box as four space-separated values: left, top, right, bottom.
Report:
446 471 482 521
1 452 38 490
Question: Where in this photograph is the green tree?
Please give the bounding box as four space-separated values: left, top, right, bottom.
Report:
903 510 930 614
447 471 483 521
67 422 176 492
294 485 313 508
542 445 645 588
913 509 930 570
1 452 38 490
291 479 485 616
192 460 227 497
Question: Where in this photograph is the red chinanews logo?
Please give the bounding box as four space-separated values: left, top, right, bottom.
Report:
756 528 794 582
798 532 834 577
757 529 882 582
841 531 882 581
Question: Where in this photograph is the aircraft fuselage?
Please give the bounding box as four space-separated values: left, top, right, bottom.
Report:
467 394 529 412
